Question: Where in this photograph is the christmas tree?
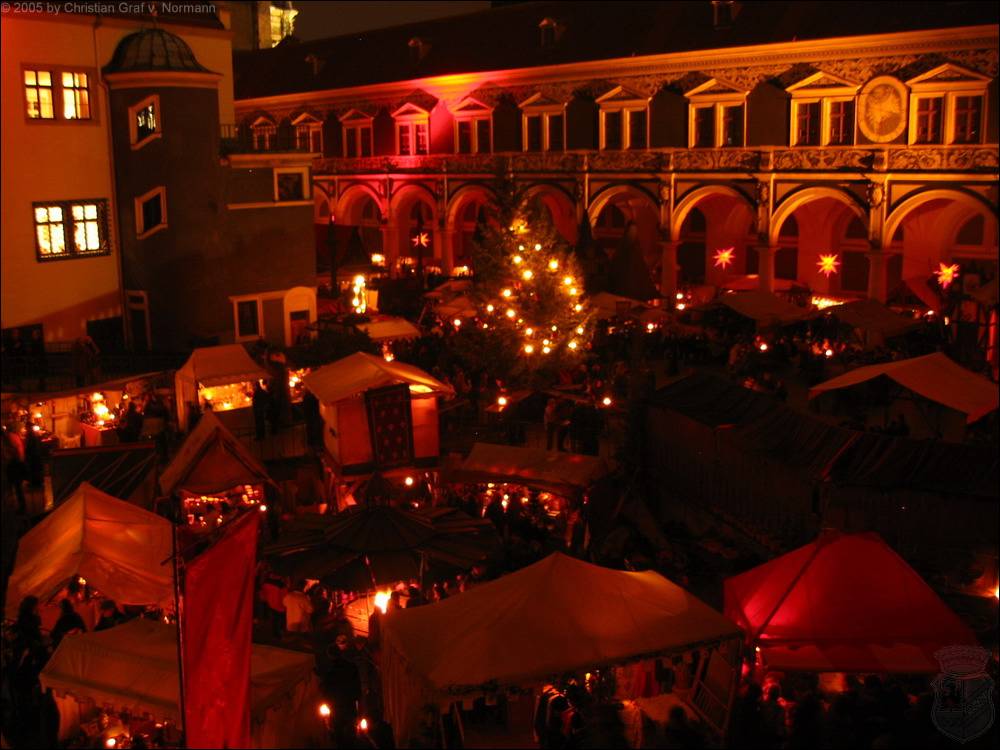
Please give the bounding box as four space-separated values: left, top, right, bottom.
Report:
450 179 594 387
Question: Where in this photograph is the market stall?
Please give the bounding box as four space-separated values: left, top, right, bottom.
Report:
381 552 743 746
4 483 174 627
354 315 422 343
303 353 453 497
159 411 274 527
724 531 978 674
824 298 919 348
40 618 325 749
50 442 159 509
175 345 270 432
714 290 814 328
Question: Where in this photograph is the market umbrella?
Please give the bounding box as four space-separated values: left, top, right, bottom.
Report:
266 504 496 590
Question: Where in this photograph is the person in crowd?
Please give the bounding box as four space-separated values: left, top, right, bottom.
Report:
662 706 704 749
282 580 314 634
259 574 287 638
321 633 362 749
787 691 823 750
3 428 28 514
94 600 125 632
116 400 143 443
759 684 786 748
251 381 269 442
730 681 764 749
406 584 427 608
7 596 48 736
23 425 44 490
49 598 86 649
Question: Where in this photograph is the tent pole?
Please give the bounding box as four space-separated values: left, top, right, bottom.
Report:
172 505 189 749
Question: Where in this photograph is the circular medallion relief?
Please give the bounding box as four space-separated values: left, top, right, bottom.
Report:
858 76 908 143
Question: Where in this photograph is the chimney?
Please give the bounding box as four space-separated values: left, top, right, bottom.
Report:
712 1 738 30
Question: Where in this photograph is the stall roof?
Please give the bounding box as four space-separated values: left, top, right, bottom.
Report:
41 618 315 725
4 483 174 620
649 372 777 428
436 295 478 319
590 291 647 319
717 291 813 325
159 411 272 497
303 352 454 404
724 531 977 673
383 552 740 691
828 298 918 338
51 442 159 508
424 279 473 300
808 352 999 423
355 317 422 342
721 276 807 293
176 344 268 387
449 442 611 496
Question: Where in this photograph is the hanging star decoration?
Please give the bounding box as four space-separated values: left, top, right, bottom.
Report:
817 253 840 277
713 247 735 270
412 232 430 249
934 262 960 289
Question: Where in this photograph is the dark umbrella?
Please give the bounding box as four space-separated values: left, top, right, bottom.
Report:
266 504 496 590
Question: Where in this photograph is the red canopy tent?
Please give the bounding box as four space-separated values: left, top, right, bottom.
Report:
724 531 977 673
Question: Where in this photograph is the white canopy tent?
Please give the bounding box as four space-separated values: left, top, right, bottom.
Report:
4 483 174 622
41 618 325 748
175 345 269 431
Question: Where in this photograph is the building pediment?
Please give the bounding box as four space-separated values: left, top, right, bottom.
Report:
785 69 860 94
906 63 991 87
519 91 565 109
392 89 437 116
596 84 649 104
452 97 493 115
338 107 374 123
685 77 748 99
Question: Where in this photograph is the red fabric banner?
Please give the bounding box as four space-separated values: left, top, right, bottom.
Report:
182 511 260 748
365 383 415 468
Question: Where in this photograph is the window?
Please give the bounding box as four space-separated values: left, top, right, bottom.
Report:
341 111 373 157
520 95 566 152
295 121 323 152
274 167 310 202
693 107 714 148
914 97 943 144
252 120 276 151
457 121 472 154
828 100 855 145
785 72 860 147
452 99 492 155
128 95 160 149
236 300 260 338
135 188 167 239
795 102 821 145
24 70 54 119
61 72 90 120
33 199 109 261
907 64 990 146
597 86 648 151
953 96 983 144
396 121 428 155
685 79 749 148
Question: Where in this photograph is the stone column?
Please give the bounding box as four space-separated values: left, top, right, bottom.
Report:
442 227 457 275
867 250 887 303
660 240 679 301
757 245 778 293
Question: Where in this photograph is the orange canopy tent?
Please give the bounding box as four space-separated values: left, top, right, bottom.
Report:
717 291 812 326
724 531 977 673
808 352 999 424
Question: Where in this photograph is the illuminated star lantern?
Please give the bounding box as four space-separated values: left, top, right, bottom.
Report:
934 262 960 289
411 232 430 249
817 254 840 277
713 247 735 270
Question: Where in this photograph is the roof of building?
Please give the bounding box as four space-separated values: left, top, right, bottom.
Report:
103 27 214 75
234 1 998 100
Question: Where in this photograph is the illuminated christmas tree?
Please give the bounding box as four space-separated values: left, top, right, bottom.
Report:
451 181 593 387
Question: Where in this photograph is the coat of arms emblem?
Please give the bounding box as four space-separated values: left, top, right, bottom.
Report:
932 645 995 743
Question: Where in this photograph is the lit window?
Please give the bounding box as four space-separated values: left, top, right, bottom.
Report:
269 5 298 47
34 205 66 257
455 115 491 154
61 72 90 119
520 96 565 152
33 200 109 261
137 103 157 140
796 102 821 145
952 96 983 144
597 86 648 151
135 188 167 238
24 70 54 119
397 121 429 156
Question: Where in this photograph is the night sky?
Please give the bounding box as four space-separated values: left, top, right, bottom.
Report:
293 1 493 41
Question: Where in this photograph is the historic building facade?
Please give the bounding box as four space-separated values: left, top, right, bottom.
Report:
2 6 316 353
232 1 998 310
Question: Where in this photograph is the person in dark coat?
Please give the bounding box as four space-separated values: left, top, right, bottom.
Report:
94 600 125 632
3 428 28 514
23 425 44 490
50 598 86 649
251 381 269 441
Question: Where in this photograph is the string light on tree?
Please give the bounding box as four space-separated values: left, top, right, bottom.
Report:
934 262 960 289
351 274 367 314
817 254 840 277
713 247 735 270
